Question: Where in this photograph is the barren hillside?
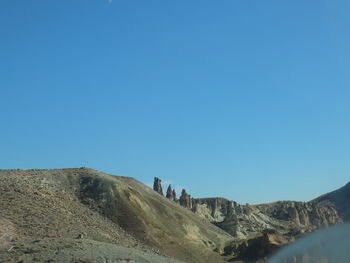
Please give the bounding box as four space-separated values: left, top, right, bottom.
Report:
0 168 232 263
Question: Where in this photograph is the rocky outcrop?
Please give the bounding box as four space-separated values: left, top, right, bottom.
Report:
179 189 193 209
150 176 347 262
192 198 272 237
151 179 193 208
151 178 343 240
153 177 163 196
192 198 232 222
166 185 176 201
256 201 341 229
191 197 342 238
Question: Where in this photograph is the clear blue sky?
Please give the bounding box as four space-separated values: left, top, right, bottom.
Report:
1 0 349 203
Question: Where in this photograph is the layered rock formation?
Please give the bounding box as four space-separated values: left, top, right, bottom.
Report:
256 200 340 228
149 177 349 262
151 177 345 245
190 197 342 238
189 195 344 262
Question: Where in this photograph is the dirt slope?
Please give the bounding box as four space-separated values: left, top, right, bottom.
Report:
0 168 233 263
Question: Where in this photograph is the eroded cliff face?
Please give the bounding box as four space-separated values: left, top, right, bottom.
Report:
256 201 340 228
191 197 342 238
150 177 349 262
192 198 280 237
190 197 343 262
151 177 344 241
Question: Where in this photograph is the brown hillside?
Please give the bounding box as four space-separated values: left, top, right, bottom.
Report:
0 168 233 263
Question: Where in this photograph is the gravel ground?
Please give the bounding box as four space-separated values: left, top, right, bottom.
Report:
0 238 184 263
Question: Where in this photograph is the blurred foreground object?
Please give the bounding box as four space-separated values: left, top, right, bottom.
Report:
267 224 350 263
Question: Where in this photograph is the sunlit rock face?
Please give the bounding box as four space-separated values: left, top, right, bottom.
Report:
190 197 344 263
256 201 341 228
157 178 350 262
191 198 342 239
150 179 343 240
189 197 344 262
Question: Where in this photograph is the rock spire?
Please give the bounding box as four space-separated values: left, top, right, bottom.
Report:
166 185 175 201
179 189 192 209
153 177 163 195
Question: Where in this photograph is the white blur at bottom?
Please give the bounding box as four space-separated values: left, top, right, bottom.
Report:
267 224 350 263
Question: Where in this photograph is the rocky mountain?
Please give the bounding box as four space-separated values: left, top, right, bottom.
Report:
0 168 348 263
